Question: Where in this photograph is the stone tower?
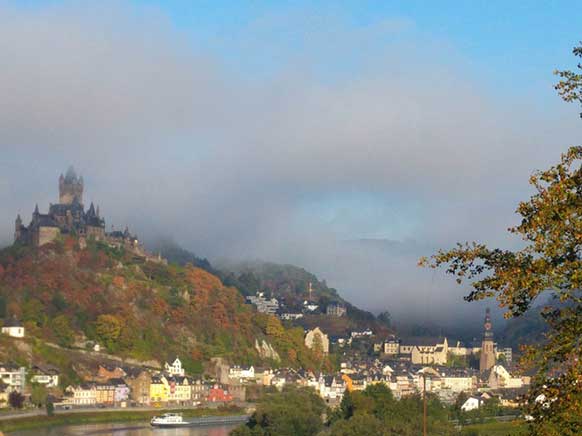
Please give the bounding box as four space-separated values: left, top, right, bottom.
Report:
479 308 496 373
14 214 22 241
59 166 84 205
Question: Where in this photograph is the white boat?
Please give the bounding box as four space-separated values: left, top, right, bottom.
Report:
150 413 190 427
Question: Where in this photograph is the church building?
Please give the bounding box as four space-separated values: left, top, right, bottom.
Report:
479 308 496 373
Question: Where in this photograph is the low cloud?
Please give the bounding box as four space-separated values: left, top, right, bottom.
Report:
1 2 580 327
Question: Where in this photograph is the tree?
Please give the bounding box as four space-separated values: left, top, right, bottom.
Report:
94 314 123 349
52 315 75 347
377 311 391 328
232 386 326 436
31 383 48 407
339 388 355 420
555 43 582 116
8 391 25 409
421 154 582 432
46 400 54 416
328 413 388 436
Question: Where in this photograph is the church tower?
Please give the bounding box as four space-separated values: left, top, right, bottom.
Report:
479 308 496 373
59 166 84 205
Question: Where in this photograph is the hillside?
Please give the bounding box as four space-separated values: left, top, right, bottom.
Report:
154 242 388 337
0 237 329 375
215 260 387 337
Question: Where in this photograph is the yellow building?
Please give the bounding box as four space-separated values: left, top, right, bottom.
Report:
95 384 115 405
150 376 168 404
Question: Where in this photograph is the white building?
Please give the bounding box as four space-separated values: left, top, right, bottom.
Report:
461 396 482 412
247 293 279 315
280 313 304 321
0 365 26 392
31 365 60 388
164 357 185 376
487 365 524 389
229 365 255 380
1 317 24 338
65 384 97 406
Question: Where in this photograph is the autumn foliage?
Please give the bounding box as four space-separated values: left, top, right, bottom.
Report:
0 239 319 371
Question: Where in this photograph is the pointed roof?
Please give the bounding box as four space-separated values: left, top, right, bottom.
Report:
64 166 78 182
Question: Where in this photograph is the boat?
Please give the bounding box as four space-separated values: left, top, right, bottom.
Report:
150 413 190 427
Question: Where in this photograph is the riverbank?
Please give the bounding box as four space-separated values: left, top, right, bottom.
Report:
460 419 527 435
0 406 245 434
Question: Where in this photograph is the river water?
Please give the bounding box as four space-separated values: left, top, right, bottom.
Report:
8 422 237 436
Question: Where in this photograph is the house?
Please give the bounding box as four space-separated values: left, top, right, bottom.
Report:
280 313 303 321
164 357 185 376
487 365 524 389
0 365 26 392
1 317 25 338
65 384 97 406
461 396 482 412
125 369 151 405
150 375 168 404
108 378 130 405
167 376 192 405
400 337 449 365
229 365 255 381
326 303 346 317
96 365 126 382
191 379 209 404
30 364 60 388
208 384 233 403
350 329 373 339
303 300 319 313
383 338 400 355
305 327 330 354
95 383 116 405
0 383 8 408
246 293 279 315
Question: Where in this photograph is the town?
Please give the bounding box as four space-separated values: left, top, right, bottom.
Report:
0 304 528 415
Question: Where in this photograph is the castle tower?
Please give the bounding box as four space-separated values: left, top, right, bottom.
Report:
59 166 84 205
14 214 22 242
479 308 496 373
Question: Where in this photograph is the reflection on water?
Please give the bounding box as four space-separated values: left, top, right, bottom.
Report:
9 422 237 436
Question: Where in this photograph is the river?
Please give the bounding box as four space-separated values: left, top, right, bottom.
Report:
8 422 238 436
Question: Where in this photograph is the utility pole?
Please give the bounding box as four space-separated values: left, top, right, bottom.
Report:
423 371 427 436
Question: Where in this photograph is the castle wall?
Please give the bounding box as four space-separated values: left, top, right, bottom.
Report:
36 227 60 246
86 226 105 240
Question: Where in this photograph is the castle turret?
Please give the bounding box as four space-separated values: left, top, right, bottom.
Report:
479 308 496 373
59 166 84 205
14 214 22 242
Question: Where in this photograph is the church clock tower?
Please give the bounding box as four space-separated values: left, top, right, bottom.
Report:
479 308 496 373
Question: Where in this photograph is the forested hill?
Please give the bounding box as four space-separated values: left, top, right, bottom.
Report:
0 238 329 373
154 241 386 336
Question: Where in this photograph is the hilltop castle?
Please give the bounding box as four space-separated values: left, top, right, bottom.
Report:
14 168 164 264
15 167 108 246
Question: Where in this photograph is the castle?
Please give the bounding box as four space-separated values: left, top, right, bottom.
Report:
14 167 164 263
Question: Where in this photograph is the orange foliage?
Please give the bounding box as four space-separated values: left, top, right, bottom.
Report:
185 267 222 291
151 296 169 316
112 276 126 289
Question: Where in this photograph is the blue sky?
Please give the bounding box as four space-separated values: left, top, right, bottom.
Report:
125 0 580 95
